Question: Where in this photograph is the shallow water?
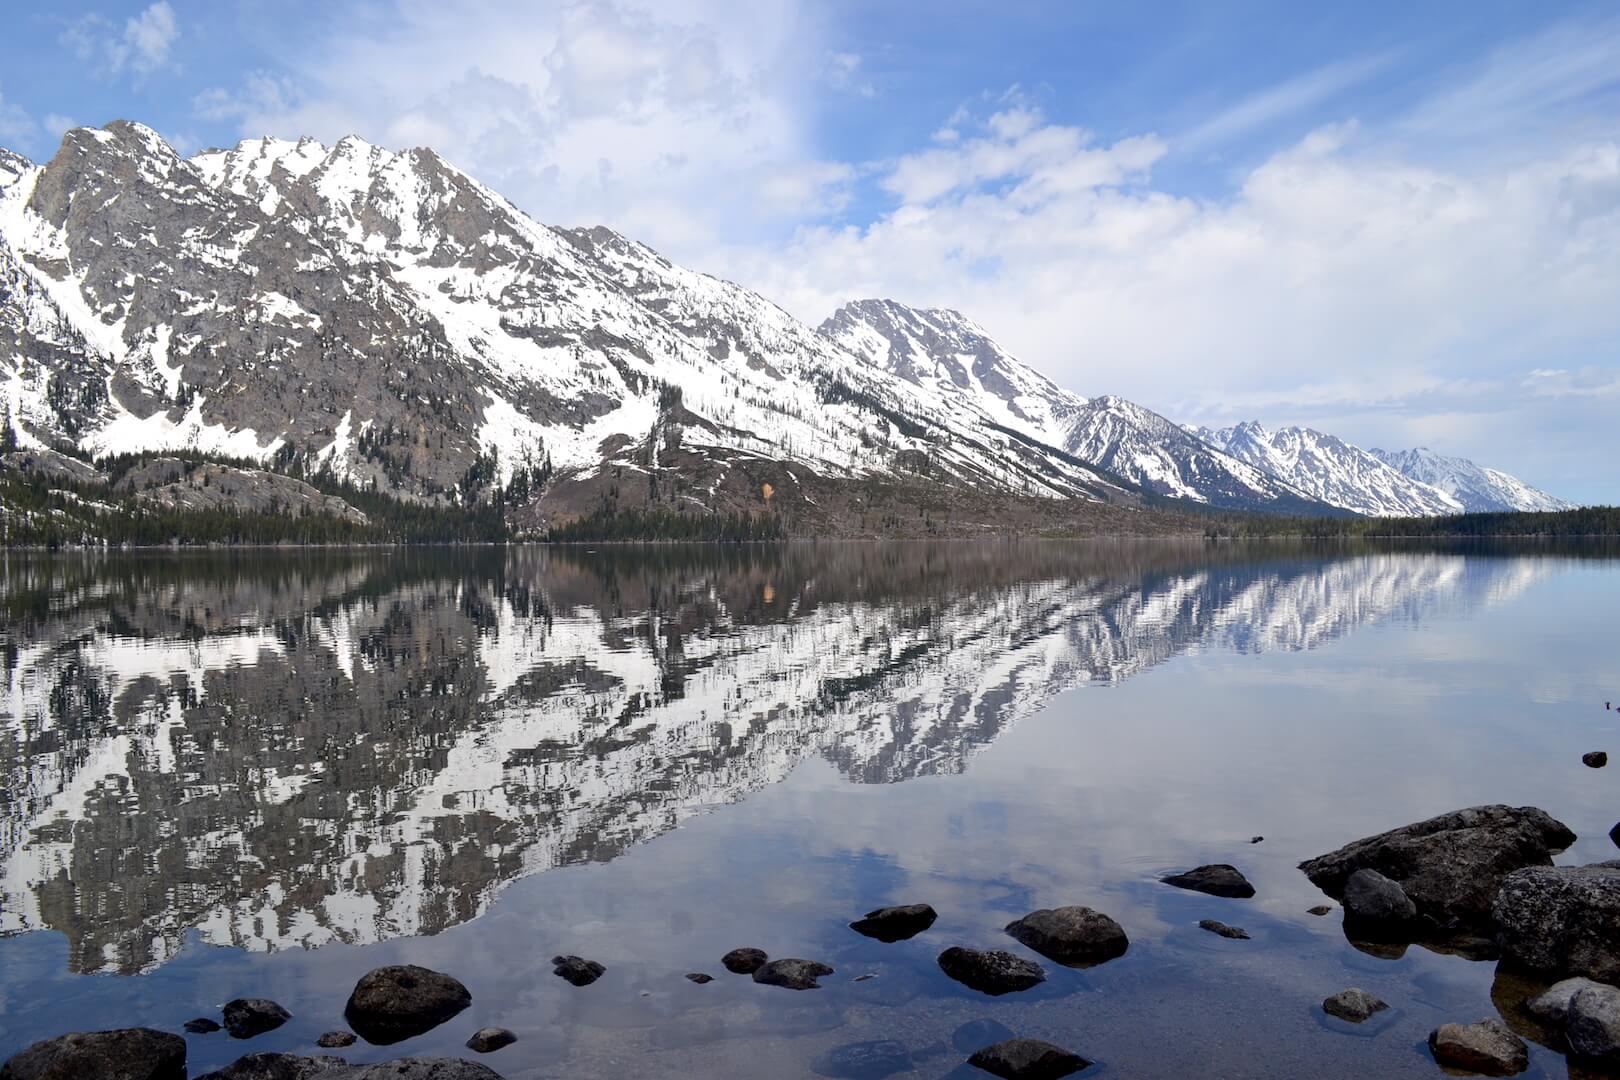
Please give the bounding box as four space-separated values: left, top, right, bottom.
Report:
1 541 1617 1078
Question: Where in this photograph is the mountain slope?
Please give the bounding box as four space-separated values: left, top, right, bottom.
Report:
1192 421 1464 517
819 300 1331 512
1 122 1131 519
1370 446 1574 513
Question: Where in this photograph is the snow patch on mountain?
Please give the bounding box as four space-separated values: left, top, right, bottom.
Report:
1370 446 1575 513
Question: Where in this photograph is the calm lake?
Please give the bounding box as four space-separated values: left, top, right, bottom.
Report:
2 541 1617 1078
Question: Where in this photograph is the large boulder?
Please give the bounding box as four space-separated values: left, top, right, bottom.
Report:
195 1056 501 1080
850 904 937 943
937 948 1046 996
1341 868 1417 936
1427 1018 1529 1076
1299 805 1574 927
344 965 472 1046
721 948 768 974
1004 907 1128 967
752 958 834 990
1568 983 1620 1064
1 1029 186 1080
965 1038 1090 1079
1492 862 1620 982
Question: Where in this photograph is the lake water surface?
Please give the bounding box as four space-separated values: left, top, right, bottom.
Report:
2 541 1617 1078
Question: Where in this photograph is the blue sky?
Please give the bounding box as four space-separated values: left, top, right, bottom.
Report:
2 1 1619 501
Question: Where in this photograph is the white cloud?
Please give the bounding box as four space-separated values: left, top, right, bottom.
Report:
0 88 34 143
65 1 179 79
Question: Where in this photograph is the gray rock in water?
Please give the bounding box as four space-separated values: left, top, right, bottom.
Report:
0 1028 187 1080
1322 988 1388 1023
1525 978 1607 1025
1569 983 1620 1063
464 1029 515 1054
810 1039 913 1079
1004 907 1128 967
1161 864 1255 898
223 999 292 1040
314 1033 355 1049
1198 919 1250 940
966 1037 1090 1079
1300 805 1574 927
551 955 605 986
722 948 768 974
1342 868 1417 934
937 947 1046 996
752 958 834 990
185 1018 222 1034
1493 863 1620 983
343 965 472 1046
685 972 714 984
194 1056 501 1080
1583 751 1608 768
850 903 938 943
1427 1018 1529 1076
1306 905 1333 916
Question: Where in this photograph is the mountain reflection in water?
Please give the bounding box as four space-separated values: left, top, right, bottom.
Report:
0 542 1575 976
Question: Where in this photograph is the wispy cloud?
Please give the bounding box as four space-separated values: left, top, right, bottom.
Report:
1181 51 1398 152
62 1 179 81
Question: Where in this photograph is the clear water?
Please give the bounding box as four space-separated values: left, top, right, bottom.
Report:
1 541 1617 1078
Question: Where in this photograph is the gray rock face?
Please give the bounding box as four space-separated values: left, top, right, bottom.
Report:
1299 805 1574 926
1493 863 1620 982
809 1039 914 1079
551 955 605 986
1568 983 1620 1063
722 948 768 974
123 462 369 525
1341 868 1417 933
1427 1018 1529 1076
314 1033 355 1049
965 1037 1090 1079
849 903 938 943
1198 919 1250 940
0 1028 186 1080
0 449 104 484
1004 907 1128 967
1526 978 1609 1026
1322 988 1388 1023
343 965 472 1046
223 998 292 1040
1161 864 1255 898
195 1056 502 1080
937 947 1046 996
464 1028 515 1054
752 958 834 990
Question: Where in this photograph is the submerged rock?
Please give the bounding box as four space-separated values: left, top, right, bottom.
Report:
850 903 938 943
685 973 714 984
937 947 1046 996
1198 919 1250 940
1427 1018 1529 1076
1004 907 1128 967
1300 805 1574 927
1568 983 1620 1063
185 1018 222 1034
344 965 472 1046
223 999 292 1040
464 1028 515 1054
1526 978 1608 1026
1583 751 1608 768
1341 868 1417 935
722 948 768 974
1493 863 1620 982
315 1033 356 1049
0 1028 186 1080
752 958 834 990
194 1055 502 1079
809 1039 913 1079
966 1037 1090 1079
551 956 605 987
1161 864 1255 898
1322 988 1388 1023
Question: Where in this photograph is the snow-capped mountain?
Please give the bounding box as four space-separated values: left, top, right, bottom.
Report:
1370 446 1575 513
1191 421 1467 517
820 300 1328 512
0 545 1547 973
0 122 1136 516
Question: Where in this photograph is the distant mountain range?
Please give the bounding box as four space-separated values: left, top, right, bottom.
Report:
0 121 1575 523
